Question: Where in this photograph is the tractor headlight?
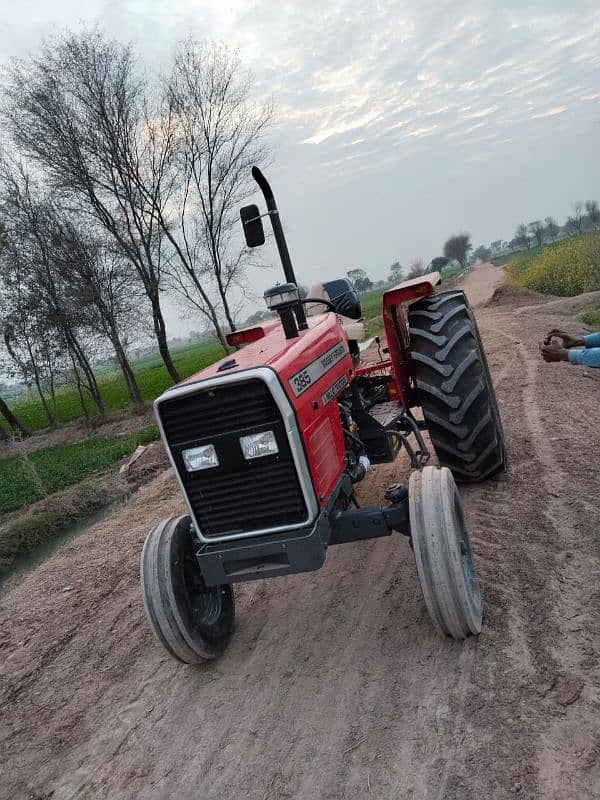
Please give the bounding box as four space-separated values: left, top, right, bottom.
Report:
240 430 279 460
182 444 219 472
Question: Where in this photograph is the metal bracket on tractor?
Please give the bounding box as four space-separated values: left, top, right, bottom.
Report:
139 167 506 665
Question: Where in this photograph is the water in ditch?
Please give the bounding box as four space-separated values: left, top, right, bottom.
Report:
0 499 127 591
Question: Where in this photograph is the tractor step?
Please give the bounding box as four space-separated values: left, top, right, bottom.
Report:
369 400 403 429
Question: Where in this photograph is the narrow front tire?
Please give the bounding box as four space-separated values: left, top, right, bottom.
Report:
409 467 482 639
141 515 235 664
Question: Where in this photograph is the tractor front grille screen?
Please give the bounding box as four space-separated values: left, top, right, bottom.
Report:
158 379 307 537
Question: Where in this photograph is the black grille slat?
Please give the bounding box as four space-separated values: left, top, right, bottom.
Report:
158 379 308 537
160 381 280 445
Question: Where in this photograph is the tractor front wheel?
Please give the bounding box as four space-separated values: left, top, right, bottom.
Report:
409 466 482 639
141 515 235 664
408 289 505 482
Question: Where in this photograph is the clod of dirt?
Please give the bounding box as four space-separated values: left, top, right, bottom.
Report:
553 675 585 706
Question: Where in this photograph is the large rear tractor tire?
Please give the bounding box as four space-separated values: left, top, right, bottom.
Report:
409 467 482 639
408 289 505 482
141 515 235 664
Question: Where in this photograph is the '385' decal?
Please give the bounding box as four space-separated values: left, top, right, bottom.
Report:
288 342 347 397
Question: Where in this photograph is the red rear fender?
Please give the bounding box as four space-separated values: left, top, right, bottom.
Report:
382 271 441 307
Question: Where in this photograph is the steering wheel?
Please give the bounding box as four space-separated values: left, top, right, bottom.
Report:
301 297 336 313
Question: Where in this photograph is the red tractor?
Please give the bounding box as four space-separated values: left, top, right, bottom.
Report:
141 168 505 664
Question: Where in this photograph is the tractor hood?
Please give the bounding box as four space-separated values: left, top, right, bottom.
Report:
173 313 351 403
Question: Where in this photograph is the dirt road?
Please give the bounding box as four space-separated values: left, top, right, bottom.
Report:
2 265 600 800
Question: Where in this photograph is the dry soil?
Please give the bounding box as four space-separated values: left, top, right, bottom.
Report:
1 264 599 800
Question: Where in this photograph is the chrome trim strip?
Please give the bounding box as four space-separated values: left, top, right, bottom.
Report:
153 367 319 544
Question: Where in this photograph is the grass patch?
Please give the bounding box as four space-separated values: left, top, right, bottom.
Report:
581 308 600 327
359 287 386 318
506 235 600 296
0 425 159 514
5 284 412 436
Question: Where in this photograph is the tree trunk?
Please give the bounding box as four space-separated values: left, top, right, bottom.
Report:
24 336 56 427
32 376 56 427
109 325 143 407
149 291 181 383
66 331 105 417
0 395 30 438
216 281 237 336
212 314 231 354
70 358 90 423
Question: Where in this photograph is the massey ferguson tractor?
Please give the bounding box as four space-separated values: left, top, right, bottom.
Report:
140 168 505 664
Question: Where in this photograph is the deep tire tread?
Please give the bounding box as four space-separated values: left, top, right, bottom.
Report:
409 290 505 482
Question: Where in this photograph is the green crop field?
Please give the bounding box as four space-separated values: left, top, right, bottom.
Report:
3 282 448 437
5 339 224 434
491 241 565 271
0 425 159 514
3 293 393 435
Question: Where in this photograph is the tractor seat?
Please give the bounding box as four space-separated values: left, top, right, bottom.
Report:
305 280 366 342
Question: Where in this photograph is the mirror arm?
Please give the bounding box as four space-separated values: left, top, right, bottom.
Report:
252 166 308 330
243 210 277 225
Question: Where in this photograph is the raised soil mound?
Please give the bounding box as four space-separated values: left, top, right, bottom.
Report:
514 289 600 317
486 283 553 308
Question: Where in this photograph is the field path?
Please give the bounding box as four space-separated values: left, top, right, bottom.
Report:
1 264 600 800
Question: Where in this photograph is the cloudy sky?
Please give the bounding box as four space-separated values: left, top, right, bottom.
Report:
1 0 599 332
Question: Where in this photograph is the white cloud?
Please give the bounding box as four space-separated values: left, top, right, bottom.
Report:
1 0 599 325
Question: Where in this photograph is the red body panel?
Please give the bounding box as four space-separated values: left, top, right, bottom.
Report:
177 273 441 506
179 314 353 509
381 272 441 408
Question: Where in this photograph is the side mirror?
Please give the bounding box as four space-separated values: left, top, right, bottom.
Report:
240 205 265 248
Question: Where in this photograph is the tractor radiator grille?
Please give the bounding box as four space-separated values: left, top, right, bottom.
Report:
157 378 308 538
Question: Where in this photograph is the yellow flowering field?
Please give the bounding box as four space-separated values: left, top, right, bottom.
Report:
507 235 600 296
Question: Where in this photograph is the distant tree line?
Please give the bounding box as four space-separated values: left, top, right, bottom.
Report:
347 232 474 290
473 200 600 259
0 30 272 436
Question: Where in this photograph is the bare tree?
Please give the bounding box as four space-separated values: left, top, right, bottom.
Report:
164 40 273 343
443 234 471 267
2 286 58 427
514 223 531 250
430 256 449 272
585 200 600 231
544 216 559 243
347 267 373 292
0 165 105 417
566 202 585 236
471 245 492 263
0 226 31 438
2 30 181 382
407 258 428 278
45 213 144 408
528 220 545 249
387 261 404 284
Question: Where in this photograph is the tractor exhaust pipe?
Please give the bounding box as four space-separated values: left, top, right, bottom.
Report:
251 167 308 331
